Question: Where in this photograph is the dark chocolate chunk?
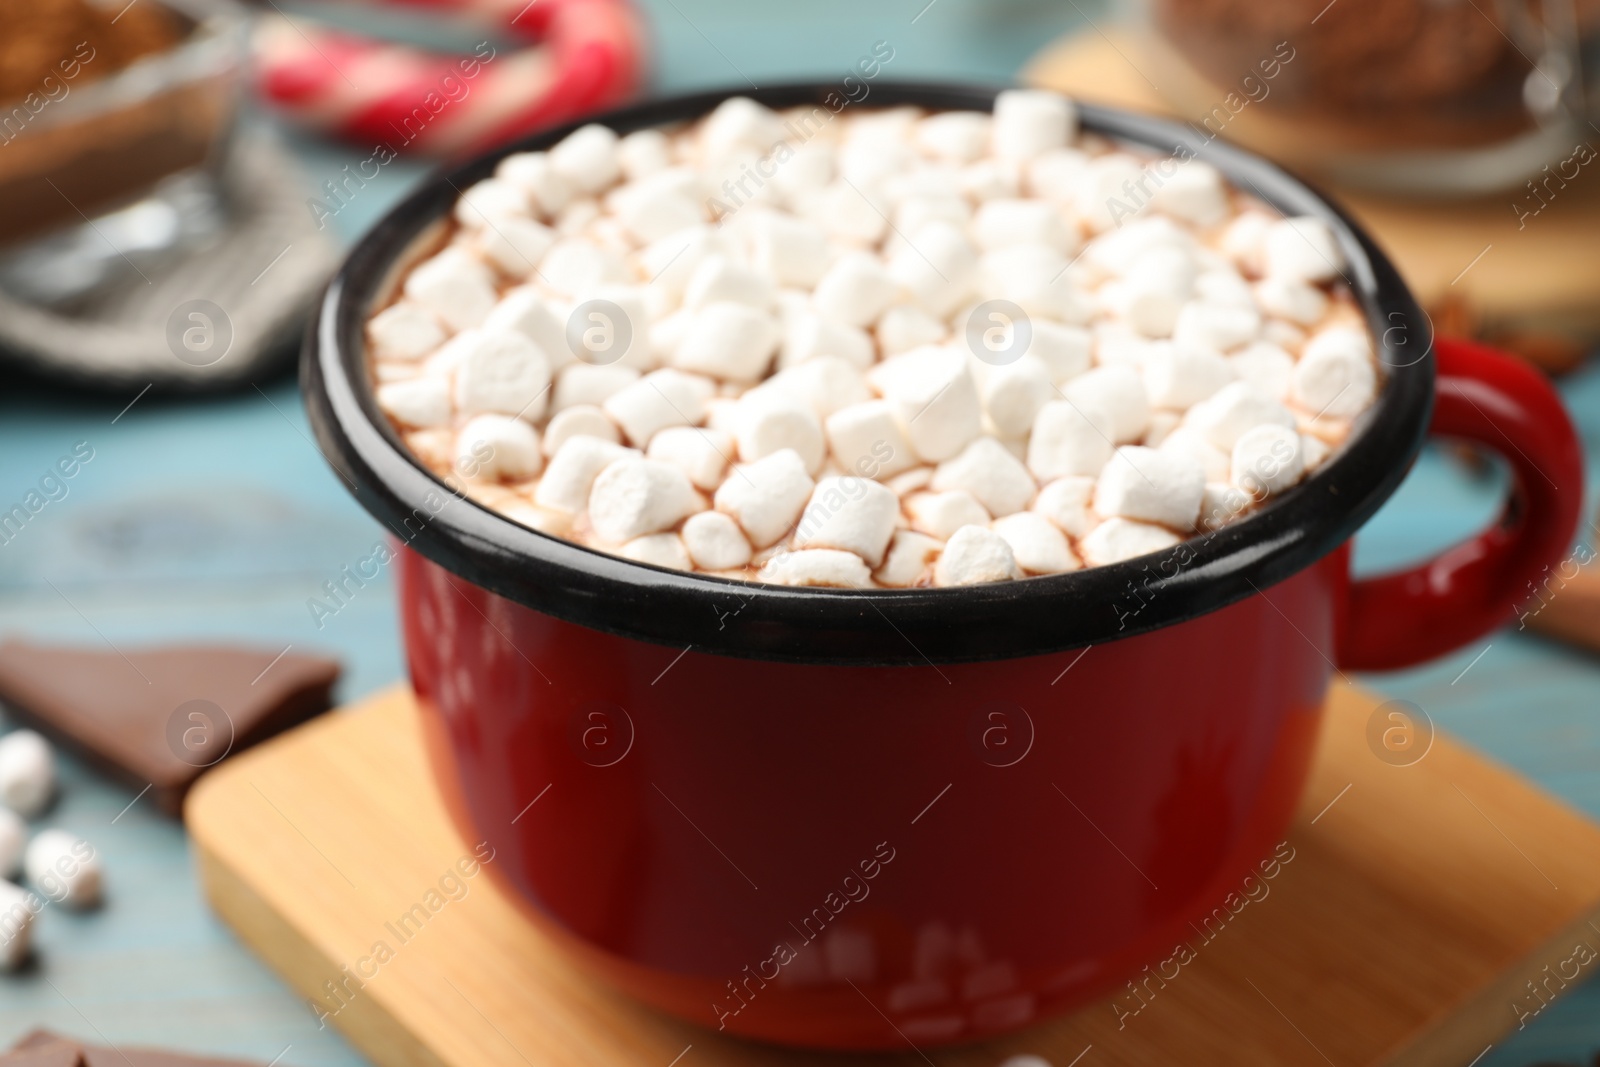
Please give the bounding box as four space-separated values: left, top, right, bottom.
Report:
0 641 339 817
6 1031 266 1067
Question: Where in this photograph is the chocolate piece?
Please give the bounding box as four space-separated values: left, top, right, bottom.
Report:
0 642 339 817
6 1031 264 1067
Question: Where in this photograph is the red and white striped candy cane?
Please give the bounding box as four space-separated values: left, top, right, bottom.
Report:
255 0 647 156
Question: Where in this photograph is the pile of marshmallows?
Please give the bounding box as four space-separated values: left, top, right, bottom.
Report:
0 728 104 970
368 90 1379 588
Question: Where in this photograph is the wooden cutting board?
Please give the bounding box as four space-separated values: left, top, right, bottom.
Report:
1025 28 1600 371
188 683 1600 1067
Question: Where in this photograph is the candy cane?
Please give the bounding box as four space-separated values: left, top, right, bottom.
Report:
254 0 647 156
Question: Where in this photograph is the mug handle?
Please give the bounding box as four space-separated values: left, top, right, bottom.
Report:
1336 336 1585 671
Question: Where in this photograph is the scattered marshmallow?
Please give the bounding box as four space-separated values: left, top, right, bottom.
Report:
620 532 692 570
875 529 945 587
1293 328 1377 418
1027 399 1114 481
1142 343 1234 410
1228 342 1295 401
536 435 638 513
1264 216 1346 284
1184 382 1297 451
544 405 620 455
993 90 1075 161
377 377 453 429
479 215 558 278
932 436 1036 516
452 330 553 421
793 477 900 566
674 303 780 383
648 426 734 489
553 362 639 411
404 248 498 332
1062 365 1150 443
1094 446 1205 531
878 305 948 356
1232 423 1306 495
1032 475 1097 537
456 414 542 482
824 401 917 479
715 449 816 547
683 511 753 570
549 124 622 193
483 288 570 371
734 390 826 472
813 252 901 328
496 151 573 216
0 731 54 818
992 511 1079 574
981 355 1053 437
25 829 101 910
934 525 1023 585
604 368 712 446
1078 517 1181 566
588 457 701 544
906 490 992 540
368 301 446 362
760 549 873 588
876 347 982 463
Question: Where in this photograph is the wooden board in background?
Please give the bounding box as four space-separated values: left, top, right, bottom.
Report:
188 684 1600 1067
1025 29 1600 368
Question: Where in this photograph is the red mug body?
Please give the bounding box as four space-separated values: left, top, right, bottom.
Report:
400 543 1343 1048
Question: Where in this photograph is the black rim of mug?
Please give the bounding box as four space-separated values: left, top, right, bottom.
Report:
303 81 1433 666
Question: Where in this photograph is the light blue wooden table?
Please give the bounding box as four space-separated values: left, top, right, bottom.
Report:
2 2 1598 1063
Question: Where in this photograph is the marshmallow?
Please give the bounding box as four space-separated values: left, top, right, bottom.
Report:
747 212 830 288
877 305 948 357
1102 247 1198 338
1254 276 1328 325
1220 211 1271 273
648 426 734 489
1228 342 1295 401
1301 433 1332 472
569 284 653 370
793 477 900 566
403 248 498 332
620 532 693 570
539 238 630 296
992 511 1080 574
611 179 704 245
702 97 789 162
1197 269 1257 308
1292 328 1377 418
916 111 992 162
536 435 639 513
875 529 945 587
588 457 701 544
549 124 622 194
906 490 992 540
1026 399 1114 480
993 90 1075 161
368 301 447 362
684 255 776 312
496 151 574 216
454 178 529 229
1083 216 1194 277
715 449 815 547
813 252 901 328
780 312 876 371
603 368 712 445
804 182 890 245
760 549 873 588
674 303 780 383
1094 445 1205 530
0 809 22 877
934 525 1023 585
0 879 32 970
1073 153 1147 232
25 829 101 909
760 357 872 419
1141 343 1234 410
617 128 673 180
1144 409 1181 446
1026 147 1091 203
544 405 620 455
377 377 452 429
1198 481 1252 532
1062 365 1149 443
1158 427 1231 482
932 437 1037 517
734 390 826 472
961 159 1022 201
456 414 542 482
1172 300 1260 353
981 355 1053 437
1150 162 1229 226
1262 319 1308 353
1184 382 1297 451
1027 321 1093 382
972 199 1075 253
453 330 552 421
483 288 571 371
1078 517 1181 566
641 226 731 298
478 215 558 278
978 245 1089 323
875 347 983 463
1232 423 1305 496
682 510 752 570
1264 216 1346 284
885 465 934 495
824 400 918 479
553 362 639 411
1032 475 1097 537
888 222 979 318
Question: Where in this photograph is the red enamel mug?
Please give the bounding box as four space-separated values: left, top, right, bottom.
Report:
304 83 1584 1049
